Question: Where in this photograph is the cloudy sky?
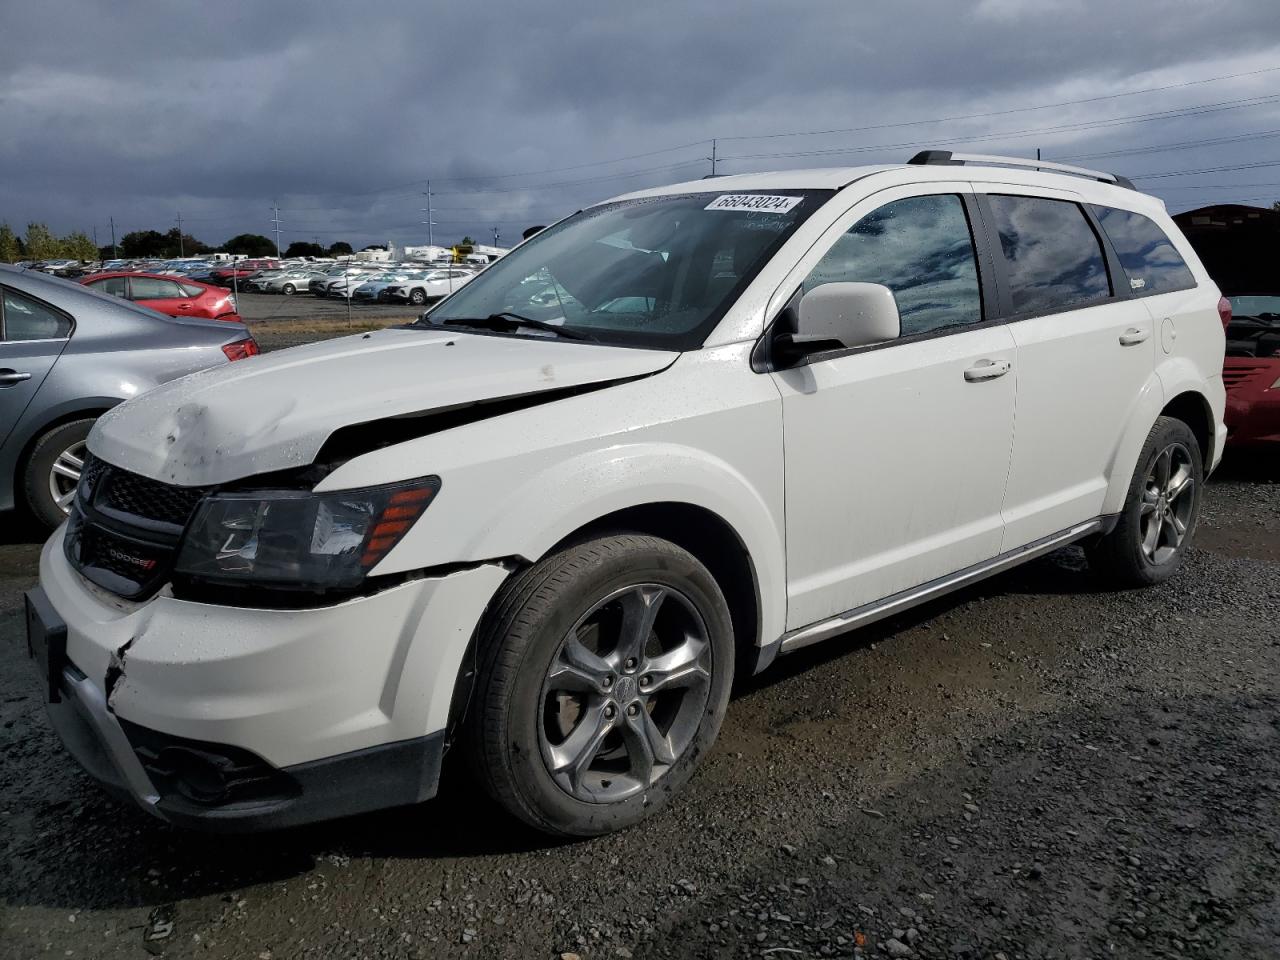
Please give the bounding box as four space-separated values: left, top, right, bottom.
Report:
2 0 1278 253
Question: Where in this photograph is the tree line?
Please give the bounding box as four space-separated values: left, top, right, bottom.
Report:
0 222 356 263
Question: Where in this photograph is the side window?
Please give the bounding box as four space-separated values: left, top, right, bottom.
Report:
1090 206 1196 296
130 277 184 299
2 288 72 341
986 195 1111 314
180 283 206 297
803 194 982 337
91 276 129 298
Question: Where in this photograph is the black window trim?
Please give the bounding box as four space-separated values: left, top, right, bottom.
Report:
972 191 1125 325
754 191 1000 371
1088 203 1198 300
0 282 76 344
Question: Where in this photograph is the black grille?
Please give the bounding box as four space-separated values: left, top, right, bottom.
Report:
79 453 108 497
78 453 209 531
99 467 207 528
67 455 212 600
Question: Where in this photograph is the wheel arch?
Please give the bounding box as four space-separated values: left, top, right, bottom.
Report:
1102 373 1217 517
550 501 763 678
1159 389 1214 466
2 397 119 512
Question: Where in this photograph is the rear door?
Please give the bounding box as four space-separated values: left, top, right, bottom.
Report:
974 188 1154 548
0 286 73 449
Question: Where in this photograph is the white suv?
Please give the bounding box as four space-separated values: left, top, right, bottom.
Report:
26 152 1225 837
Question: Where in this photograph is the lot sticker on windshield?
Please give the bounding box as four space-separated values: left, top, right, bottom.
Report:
705 194 802 213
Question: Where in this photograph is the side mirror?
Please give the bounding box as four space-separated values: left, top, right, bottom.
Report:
794 282 900 350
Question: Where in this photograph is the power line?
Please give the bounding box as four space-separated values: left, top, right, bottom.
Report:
1058 129 1280 161
717 64 1280 143
723 94 1280 164
1129 158 1280 180
342 62 1280 198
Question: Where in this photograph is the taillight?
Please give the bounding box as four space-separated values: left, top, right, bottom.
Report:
1217 296 1232 329
222 337 260 362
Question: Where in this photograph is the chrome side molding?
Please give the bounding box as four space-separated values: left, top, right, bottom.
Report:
778 519 1104 654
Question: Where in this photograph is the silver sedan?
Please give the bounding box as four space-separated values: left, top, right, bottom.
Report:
0 265 257 528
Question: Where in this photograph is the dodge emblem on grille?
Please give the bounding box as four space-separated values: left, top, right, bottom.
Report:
106 546 158 571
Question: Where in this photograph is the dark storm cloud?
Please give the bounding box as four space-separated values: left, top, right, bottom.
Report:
2 0 1278 250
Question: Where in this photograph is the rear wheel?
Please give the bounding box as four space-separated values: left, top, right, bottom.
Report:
467 535 734 837
282 282 295 295
23 419 95 529
1086 416 1202 588
409 288 427 305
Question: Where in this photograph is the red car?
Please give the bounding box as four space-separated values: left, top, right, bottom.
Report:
210 259 279 287
1221 293 1280 446
81 272 242 322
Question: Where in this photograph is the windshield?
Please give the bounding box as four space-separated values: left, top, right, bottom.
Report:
1229 295 1280 320
425 190 828 349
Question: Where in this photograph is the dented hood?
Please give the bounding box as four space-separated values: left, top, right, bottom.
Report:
91 326 677 486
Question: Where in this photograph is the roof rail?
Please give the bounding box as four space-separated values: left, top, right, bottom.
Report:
907 150 1136 190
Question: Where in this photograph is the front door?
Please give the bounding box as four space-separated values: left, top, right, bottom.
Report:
772 187 1017 630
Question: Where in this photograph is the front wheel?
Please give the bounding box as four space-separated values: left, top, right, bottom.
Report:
282 283 295 295
1086 416 1203 588
467 535 734 837
23 419 95 529
409 288 427 305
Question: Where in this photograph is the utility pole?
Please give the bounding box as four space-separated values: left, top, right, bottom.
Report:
175 211 185 257
270 204 283 257
709 139 718 177
421 182 435 248
109 216 118 258
492 226 500 247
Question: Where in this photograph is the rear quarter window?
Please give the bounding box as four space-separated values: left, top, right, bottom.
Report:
1090 206 1196 296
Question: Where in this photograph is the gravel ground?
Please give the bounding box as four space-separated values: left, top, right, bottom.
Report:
1 438 1277 959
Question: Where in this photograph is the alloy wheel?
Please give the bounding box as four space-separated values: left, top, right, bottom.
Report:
538 583 713 803
1139 441 1195 565
48 440 86 515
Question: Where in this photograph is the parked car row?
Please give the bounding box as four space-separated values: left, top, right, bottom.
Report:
255 262 480 304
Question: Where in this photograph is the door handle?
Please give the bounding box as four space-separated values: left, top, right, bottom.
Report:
963 359 1012 382
1119 327 1150 346
0 370 33 386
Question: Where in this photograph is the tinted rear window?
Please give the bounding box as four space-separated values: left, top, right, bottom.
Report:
1091 206 1195 296
987 195 1111 315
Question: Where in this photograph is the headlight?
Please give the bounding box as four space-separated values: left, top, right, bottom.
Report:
175 477 439 590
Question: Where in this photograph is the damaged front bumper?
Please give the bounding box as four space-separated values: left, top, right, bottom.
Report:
29 527 510 831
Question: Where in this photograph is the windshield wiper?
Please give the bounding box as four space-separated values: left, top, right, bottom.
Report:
434 312 597 342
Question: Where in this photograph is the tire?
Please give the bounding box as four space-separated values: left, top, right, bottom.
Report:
409 288 427 306
467 534 734 837
23 419 95 530
282 283 295 295
1086 416 1203 588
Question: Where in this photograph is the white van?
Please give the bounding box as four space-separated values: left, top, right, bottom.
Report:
27 152 1225 837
